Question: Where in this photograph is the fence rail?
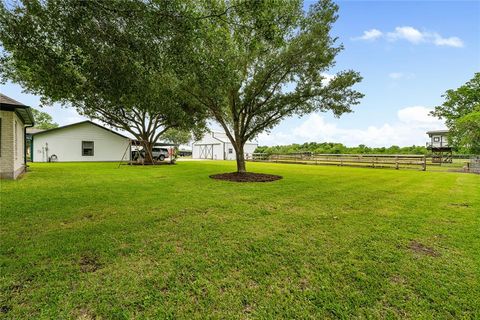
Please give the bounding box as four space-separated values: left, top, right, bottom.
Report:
251 153 428 170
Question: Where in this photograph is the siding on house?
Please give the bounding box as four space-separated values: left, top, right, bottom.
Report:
32 122 130 162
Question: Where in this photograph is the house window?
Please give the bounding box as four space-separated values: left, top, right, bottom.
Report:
228 148 233 154
433 137 440 142
82 141 94 156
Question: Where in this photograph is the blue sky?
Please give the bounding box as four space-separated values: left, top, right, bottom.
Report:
1 1 479 147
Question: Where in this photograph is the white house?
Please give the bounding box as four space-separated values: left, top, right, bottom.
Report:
32 121 131 162
0 94 35 179
192 131 258 160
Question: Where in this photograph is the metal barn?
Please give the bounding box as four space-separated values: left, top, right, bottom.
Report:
192 131 258 160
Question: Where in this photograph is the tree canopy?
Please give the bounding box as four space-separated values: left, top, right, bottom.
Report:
1 0 363 168
0 0 206 162
431 73 480 153
31 108 58 130
183 0 363 172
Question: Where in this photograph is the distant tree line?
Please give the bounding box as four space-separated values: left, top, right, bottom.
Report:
255 142 430 155
255 142 477 155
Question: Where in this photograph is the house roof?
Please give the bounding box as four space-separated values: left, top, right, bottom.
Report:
32 120 131 140
426 130 449 135
0 94 35 126
26 128 45 134
0 94 26 106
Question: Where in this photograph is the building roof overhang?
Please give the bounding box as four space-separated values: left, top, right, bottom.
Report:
0 94 35 126
426 130 449 136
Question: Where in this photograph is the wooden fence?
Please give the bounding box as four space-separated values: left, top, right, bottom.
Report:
250 153 427 171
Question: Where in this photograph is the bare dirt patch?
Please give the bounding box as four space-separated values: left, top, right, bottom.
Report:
72 308 96 320
390 275 406 285
449 202 470 207
408 240 440 257
0 305 11 314
79 254 102 273
209 172 282 182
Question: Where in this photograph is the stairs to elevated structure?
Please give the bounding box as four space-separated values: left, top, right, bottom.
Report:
431 147 453 163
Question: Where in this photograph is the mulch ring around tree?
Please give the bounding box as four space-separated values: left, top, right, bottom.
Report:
209 172 283 182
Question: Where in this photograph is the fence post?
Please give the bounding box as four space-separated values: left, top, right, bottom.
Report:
395 156 399 170
422 156 427 171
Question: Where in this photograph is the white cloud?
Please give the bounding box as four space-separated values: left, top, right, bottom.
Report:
432 34 464 48
354 26 464 48
387 26 425 43
353 29 383 41
257 106 446 147
397 106 440 126
388 72 415 80
388 72 404 80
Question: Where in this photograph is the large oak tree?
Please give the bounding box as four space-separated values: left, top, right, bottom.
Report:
184 0 363 172
0 0 206 162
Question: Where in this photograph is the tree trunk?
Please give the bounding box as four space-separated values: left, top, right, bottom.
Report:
236 143 246 173
143 141 155 164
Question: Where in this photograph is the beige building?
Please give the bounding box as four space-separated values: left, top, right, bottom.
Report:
0 94 35 179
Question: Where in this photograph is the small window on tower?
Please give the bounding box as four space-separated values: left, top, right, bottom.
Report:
228 148 233 154
433 137 440 142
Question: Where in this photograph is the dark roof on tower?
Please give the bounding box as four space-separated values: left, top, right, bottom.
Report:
426 130 449 136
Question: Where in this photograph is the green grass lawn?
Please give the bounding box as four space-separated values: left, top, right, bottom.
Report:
1 161 479 319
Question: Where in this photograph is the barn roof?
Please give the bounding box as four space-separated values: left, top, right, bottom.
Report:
0 94 35 126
